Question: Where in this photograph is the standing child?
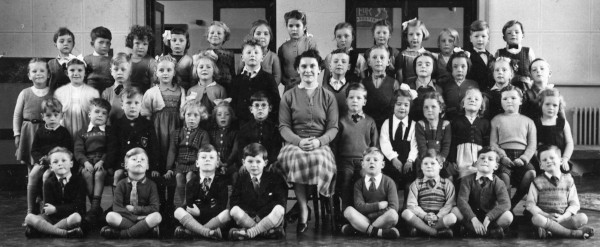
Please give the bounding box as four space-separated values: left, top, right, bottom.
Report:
416 91 451 165
278 10 318 90
323 49 354 115
242 20 282 85
396 19 430 84
341 147 400 239
495 20 536 91
173 144 231 239
126 25 157 93
435 28 460 81
324 22 365 82
526 145 594 239
522 58 553 120
187 53 227 114
84 26 114 94
24 147 85 238
48 27 77 92
490 85 537 209
208 101 238 182
534 89 573 173
407 53 442 122
439 51 479 121
101 148 162 239
362 45 401 129
103 52 131 125
362 20 399 79
202 21 235 89
55 58 100 138
162 28 194 91
486 57 516 120
466 20 494 92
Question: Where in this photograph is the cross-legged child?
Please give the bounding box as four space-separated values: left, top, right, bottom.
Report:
341 147 400 239
24 147 85 238
84 26 114 94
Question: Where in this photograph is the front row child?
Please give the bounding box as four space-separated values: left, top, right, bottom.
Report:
342 147 400 239
102 148 162 239
526 145 594 239
24 147 85 238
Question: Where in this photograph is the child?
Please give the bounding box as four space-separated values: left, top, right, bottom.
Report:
208 101 238 181
465 20 494 92
534 89 574 173
202 21 235 89
396 19 430 84
334 83 378 210
229 143 287 240
362 45 401 129
73 98 113 223
457 147 513 238
486 57 516 120
416 91 451 164
448 88 490 181
101 148 162 239
278 10 318 89
495 20 536 91
230 38 280 124
439 51 479 121
188 53 227 114
402 149 459 238
126 25 157 93
242 20 282 85
341 147 400 239
362 20 399 79
407 53 442 121
526 145 594 239
84 26 114 94
48 27 76 92
163 28 194 91
28 99 73 215
166 100 210 207
14 58 53 167
55 58 100 138
490 85 537 209
24 147 85 238
522 58 553 120
173 144 231 239
435 28 460 81
103 52 131 125
324 22 365 82
323 49 354 115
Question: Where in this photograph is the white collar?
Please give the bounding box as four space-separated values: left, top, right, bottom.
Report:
298 82 319 90
330 77 346 83
544 172 561 180
31 86 49 97
364 173 383 189
93 51 109 57
242 65 261 75
56 173 72 184
251 173 263 183
45 124 60 131
393 114 408 126
491 83 508 91
475 172 494 181
406 47 426 53
87 123 106 132
473 48 487 53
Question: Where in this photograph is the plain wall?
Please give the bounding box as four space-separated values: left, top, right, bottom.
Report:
159 0 212 54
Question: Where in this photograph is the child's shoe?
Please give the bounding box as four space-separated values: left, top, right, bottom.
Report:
262 225 285 239
174 226 193 239
488 225 504 239
24 226 42 238
437 228 454 239
408 227 418 237
151 226 160 239
341 224 359 236
381 227 400 239
209 228 223 240
66 227 84 238
100 226 121 239
536 227 548 239
581 227 594 239
229 228 249 240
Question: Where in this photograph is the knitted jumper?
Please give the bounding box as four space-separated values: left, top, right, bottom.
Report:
532 174 575 214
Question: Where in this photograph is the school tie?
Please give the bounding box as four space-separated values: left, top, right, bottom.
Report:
394 122 404 141
114 84 124 95
351 114 362 123
374 74 386 79
479 177 490 188
202 177 211 196
331 79 342 91
369 177 376 192
252 177 260 193
60 177 67 195
507 44 519 49
550 176 559 187
426 179 436 188
130 181 138 206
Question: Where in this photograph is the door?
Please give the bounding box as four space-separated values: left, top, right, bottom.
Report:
146 0 165 56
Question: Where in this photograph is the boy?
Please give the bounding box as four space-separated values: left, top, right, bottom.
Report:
230 38 280 124
521 58 552 120
526 145 594 239
173 144 231 240
465 20 494 92
101 148 161 239
48 27 77 92
24 147 85 238
74 98 113 223
84 26 114 94
229 143 286 240
457 147 513 239
334 83 378 210
402 149 458 238
102 52 131 125
323 49 356 115
341 147 400 239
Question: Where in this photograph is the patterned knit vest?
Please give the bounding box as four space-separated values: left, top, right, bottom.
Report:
532 174 574 214
416 177 448 213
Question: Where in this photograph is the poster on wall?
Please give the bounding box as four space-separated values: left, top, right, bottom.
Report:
356 8 393 28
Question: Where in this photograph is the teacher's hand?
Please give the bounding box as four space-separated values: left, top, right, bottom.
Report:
299 138 317 151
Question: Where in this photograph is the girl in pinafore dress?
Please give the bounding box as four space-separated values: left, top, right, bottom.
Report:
188 53 227 115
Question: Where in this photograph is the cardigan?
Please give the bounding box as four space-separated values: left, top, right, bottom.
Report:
31 126 73 164
457 173 510 221
277 35 318 87
113 177 160 222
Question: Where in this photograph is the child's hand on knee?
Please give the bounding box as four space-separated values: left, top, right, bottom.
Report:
482 216 491 230
151 171 160 177
471 217 486 235
392 158 403 172
186 204 200 217
84 162 94 173
403 160 414 174
43 203 56 215
94 161 104 171
513 158 524 167
500 157 513 167
164 170 174 179
378 201 388 210
126 205 135 212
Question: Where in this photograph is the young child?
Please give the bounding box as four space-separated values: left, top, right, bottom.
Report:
402 149 459 238
457 147 513 238
495 20 536 91
522 58 553 120
166 100 210 207
208 101 238 182
126 25 157 93
439 51 479 121
341 147 400 239
362 20 399 79
526 145 594 239
486 57 516 120
490 85 537 209
466 20 494 92
435 28 460 81
229 143 287 240
103 52 131 125
24 147 85 238
162 28 194 91
362 45 401 129
448 88 490 181
230 38 280 124
101 148 162 239
14 58 53 167
55 58 100 138
84 26 114 94
396 19 430 84
28 99 73 215
324 22 365 82
202 21 235 89
407 53 442 122
242 20 281 85
323 49 354 115
48 27 76 92
278 10 318 90
73 98 113 223
173 144 231 239
188 53 227 114
416 91 451 164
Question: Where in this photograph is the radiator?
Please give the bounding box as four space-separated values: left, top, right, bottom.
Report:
572 107 600 146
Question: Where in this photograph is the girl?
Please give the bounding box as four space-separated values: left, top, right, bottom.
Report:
495 20 536 91
490 85 537 209
163 28 194 91
240 20 282 85
439 51 478 121
522 58 552 120
278 10 318 90
362 20 399 79
324 22 366 82
407 53 442 122
486 57 516 120
126 25 157 93
535 88 573 173
435 28 460 81
14 58 53 167
166 100 210 207
207 101 238 183
203 21 235 89
448 88 490 181
55 58 100 138
396 19 430 84
188 53 227 114
415 91 451 166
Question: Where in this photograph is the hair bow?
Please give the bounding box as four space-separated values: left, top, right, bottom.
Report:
213 98 232 105
401 18 417 31
453 47 470 58
68 54 87 68
399 83 418 100
162 30 172 44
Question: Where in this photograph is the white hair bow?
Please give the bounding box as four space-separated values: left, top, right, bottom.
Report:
162 30 172 45
213 98 232 105
453 47 470 58
69 54 87 67
401 18 417 31
399 83 418 100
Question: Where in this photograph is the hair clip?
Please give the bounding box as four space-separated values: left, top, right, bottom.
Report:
162 30 172 45
399 83 418 100
213 98 232 105
454 47 470 58
401 18 417 31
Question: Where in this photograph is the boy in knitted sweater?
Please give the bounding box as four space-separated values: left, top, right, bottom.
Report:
84 26 114 94
341 147 400 239
526 145 594 239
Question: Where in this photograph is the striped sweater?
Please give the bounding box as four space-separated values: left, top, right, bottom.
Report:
407 177 456 218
